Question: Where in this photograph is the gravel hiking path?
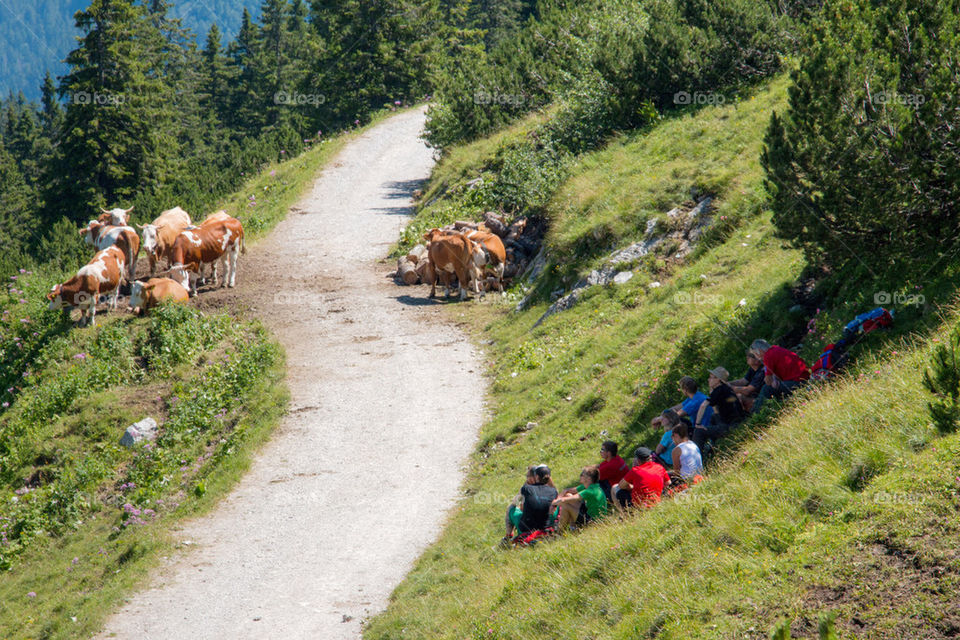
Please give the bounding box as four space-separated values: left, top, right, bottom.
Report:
97 108 485 639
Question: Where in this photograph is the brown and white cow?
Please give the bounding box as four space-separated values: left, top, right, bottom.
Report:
465 230 507 295
47 246 126 327
138 206 192 276
129 277 190 315
80 220 140 280
168 216 245 294
98 206 134 226
423 229 481 301
197 210 233 283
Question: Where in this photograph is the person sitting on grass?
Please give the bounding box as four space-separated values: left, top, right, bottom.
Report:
651 376 713 430
597 440 629 503
552 466 608 532
750 339 810 412
693 367 746 451
612 447 671 511
652 409 682 467
670 422 704 484
728 350 766 412
503 464 558 544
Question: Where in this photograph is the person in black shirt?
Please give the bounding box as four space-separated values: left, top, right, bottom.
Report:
693 367 745 450
503 465 558 542
729 350 765 412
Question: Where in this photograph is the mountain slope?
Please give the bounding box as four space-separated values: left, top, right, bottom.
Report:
365 76 960 639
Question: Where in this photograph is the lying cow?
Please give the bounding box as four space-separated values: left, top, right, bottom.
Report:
129 277 190 315
168 215 245 294
139 206 192 276
98 206 134 226
466 230 506 294
80 220 140 280
423 228 481 300
47 246 126 327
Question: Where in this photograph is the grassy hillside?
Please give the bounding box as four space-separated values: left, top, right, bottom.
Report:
0 115 389 639
366 76 960 639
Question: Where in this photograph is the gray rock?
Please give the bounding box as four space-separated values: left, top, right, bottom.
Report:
523 248 547 283
689 196 712 218
527 196 714 324
120 417 158 447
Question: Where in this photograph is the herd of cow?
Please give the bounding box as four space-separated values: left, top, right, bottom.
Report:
46 206 246 326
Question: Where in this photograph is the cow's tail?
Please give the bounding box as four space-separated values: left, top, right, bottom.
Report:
240 228 246 255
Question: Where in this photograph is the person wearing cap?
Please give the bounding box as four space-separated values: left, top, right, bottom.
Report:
613 447 671 511
551 466 608 532
693 366 745 450
503 464 558 543
728 350 765 412
651 376 713 429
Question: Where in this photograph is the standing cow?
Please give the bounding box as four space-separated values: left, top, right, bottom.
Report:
197 210 232 283
423 229 481 301
47 246 126 327
466 230 507 295
168 216 245 294
139 206 192 276
80 220 140 280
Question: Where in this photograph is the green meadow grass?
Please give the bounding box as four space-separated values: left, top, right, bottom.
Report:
366 78 960 639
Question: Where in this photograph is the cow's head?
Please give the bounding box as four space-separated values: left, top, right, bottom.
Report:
139 223 159 257
46 284 62 309
101 206 133 226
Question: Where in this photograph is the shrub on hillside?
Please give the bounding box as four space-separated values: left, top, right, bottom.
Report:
425 0 788 150
923 325 960 434
763 0 960 274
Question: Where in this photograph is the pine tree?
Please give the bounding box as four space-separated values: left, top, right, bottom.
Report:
200 24 233 128
39 72 64 138
0 146 34 268
259 0 295 127
45 0 179 220
762 0 960 273
226 8 266 134
469 0 536 48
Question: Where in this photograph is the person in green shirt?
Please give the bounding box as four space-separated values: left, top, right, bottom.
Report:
552 466 608 532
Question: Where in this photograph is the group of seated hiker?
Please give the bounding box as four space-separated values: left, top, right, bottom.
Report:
502 339 813 545
502 435 706 543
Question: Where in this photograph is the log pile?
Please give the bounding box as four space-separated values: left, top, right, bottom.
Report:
393 212 545 291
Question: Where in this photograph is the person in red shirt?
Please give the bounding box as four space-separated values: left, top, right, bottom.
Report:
750 339 810 412
597 440 629 504
612 447 671 511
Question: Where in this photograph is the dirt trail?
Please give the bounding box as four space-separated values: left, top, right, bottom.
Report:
97 108 485 639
